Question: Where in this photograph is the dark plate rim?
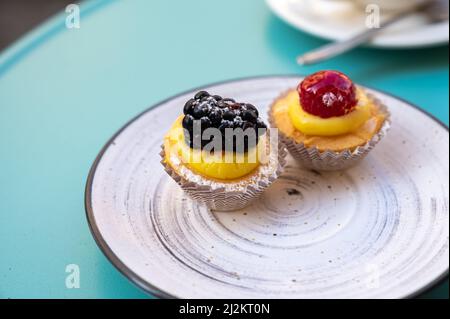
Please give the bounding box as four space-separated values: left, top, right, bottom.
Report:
84 74 449 299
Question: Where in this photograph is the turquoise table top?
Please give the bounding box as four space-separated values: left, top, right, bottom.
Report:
0 0 448 299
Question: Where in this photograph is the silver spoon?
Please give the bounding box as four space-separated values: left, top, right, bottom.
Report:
297 0 449 65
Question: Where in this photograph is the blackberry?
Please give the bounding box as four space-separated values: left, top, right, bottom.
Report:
182 114 194 130
200 116 211 128
194 91 210 100
242 109 258 122
223 110 235 121
217 99 235 108
242 121 255 131
209 109 223 125
244 103 258 115
183 99 196 115
233 116 244 128
192 101 210 119
182 91 268 152
256 118 267 130
218 120 234 133
255 118 267 137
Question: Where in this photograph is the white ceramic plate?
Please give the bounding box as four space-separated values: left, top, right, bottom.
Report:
85 76 449 298
266 0 449 48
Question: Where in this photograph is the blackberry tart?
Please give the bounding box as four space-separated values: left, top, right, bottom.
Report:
269 71 390 171
161 91 286 211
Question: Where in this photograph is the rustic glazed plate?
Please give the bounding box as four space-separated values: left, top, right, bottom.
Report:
85 76 449 299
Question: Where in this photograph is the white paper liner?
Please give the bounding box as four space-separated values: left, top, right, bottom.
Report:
269 90 391 171
160 131 287 211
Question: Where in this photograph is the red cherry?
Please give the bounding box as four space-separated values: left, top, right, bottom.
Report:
298 70 358 118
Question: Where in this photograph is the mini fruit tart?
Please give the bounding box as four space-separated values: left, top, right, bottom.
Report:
269 70 390 171
161 91 286 211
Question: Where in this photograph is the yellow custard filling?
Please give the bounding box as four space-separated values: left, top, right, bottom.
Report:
271 89 386 152
163 116 261 180
288 89 372 136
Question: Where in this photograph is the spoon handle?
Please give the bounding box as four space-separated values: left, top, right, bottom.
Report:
296 9 417 65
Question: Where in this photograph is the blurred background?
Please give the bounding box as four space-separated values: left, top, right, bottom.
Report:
0 0 448 299
0 0 74 50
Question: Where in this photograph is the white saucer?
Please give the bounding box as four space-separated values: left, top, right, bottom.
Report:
266 0 449 48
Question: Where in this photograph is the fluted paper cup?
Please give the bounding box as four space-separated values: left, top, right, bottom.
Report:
160 131 287 211
269 91 391 171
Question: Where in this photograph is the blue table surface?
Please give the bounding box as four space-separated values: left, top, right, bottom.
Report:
0 0 448 299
